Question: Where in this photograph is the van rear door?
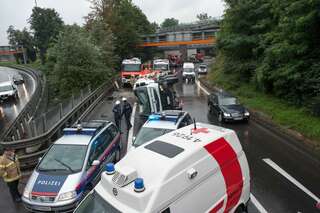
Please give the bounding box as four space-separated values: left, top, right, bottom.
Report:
134 84 162 116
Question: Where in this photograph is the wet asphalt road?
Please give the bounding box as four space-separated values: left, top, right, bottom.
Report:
0 66 36 135
129 67 320 212
171 68 320 212
1 65 319 212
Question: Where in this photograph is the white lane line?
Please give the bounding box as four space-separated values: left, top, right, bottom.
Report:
196 80 210 95
263 158 320 204
126 102 137 154
250 193 268 213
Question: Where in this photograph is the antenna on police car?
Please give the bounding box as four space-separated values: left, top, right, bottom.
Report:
193 118 197 130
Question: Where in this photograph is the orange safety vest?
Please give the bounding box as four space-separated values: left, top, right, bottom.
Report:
0 154 21 182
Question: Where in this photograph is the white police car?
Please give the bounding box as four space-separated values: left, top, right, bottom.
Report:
128 110 193 152
22 120 121 212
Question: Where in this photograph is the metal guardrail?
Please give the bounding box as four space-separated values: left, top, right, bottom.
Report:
0 76 115 171
0 65 46 141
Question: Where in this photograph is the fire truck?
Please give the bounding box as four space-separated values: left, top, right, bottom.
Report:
121 58 153 85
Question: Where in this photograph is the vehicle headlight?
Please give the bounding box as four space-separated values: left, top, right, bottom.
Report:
223 113 231 117
244 111 250 116
58 191 77 201
23 189 31 199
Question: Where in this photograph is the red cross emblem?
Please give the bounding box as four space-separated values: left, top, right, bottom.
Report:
192 128 209 134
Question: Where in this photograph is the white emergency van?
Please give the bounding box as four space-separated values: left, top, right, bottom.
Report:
182 62 196 81
75 123 250 213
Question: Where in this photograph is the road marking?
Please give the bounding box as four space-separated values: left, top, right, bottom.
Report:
196 80 210 95
263 158 320 204
127 102 137 154
250 193 268 213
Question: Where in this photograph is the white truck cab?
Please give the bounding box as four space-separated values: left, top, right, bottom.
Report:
75 123 251 213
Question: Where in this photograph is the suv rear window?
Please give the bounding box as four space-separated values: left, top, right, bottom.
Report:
145 141 184 158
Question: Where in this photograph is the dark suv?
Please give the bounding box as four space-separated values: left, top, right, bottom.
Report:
208 92 250 123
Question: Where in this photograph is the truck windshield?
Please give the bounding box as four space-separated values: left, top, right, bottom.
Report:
123 64 141 72
0 85 13 92
154 64 169 71
184 68 194 73
37 144 87 174
75 190 120 213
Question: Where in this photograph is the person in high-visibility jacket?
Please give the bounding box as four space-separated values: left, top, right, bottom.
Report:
0 147 21 202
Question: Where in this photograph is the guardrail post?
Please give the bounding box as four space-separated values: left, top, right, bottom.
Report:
71 94 74 108
80 90 83 101
59 103 63 119
32 120 38 137
42 114 47 133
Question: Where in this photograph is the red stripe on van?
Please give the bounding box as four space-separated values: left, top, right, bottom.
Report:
204 137 243 212
210 200 224 213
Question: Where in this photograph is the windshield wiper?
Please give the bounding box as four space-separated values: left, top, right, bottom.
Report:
38 168 68 172
53 158 75 173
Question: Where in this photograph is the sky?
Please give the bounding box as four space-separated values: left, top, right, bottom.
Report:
0 0 225 46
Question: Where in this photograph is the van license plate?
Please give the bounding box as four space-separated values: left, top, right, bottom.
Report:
33 206 51 211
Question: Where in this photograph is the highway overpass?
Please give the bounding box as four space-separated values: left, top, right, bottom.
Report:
140 21 219 59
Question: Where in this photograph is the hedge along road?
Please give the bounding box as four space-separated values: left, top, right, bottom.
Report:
0 66 36 135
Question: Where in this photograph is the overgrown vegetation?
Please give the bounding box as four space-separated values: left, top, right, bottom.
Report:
209 64 320 143
216 0 320 111
7 0 154 103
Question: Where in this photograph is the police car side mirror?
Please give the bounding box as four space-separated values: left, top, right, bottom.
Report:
91 160 100 166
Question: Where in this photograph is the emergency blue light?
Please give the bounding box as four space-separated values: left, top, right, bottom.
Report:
134 178 145 192
148 114 178 122
63 128 96 136
105 163 115 175
148 114 160 121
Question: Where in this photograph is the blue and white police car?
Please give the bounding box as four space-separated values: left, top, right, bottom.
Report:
128 110 193 152
22 120 121 212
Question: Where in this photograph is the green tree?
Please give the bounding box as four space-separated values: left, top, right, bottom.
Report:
7 25 37 62
216 0 320 106
29 7 64 64
46 25 111 99
161 18 179 29
88 0 154 61
7 26 37 63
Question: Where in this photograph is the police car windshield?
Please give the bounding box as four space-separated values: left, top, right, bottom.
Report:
0 85 13 92
123 64 140 72
37 144 87 174
75 190 120 213
133 127 173 147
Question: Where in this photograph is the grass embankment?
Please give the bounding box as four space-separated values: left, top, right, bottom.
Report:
207 66 320 146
